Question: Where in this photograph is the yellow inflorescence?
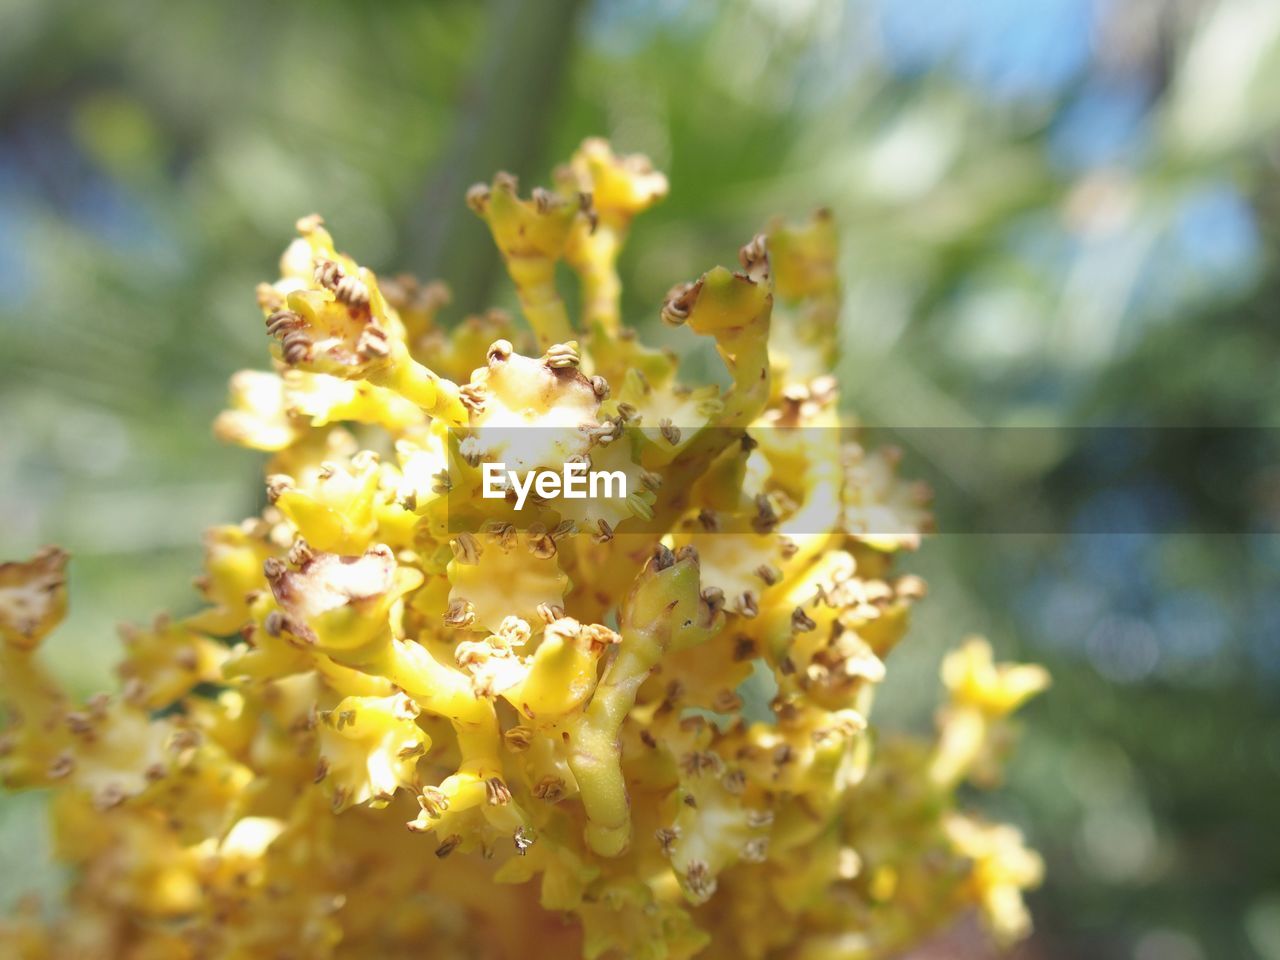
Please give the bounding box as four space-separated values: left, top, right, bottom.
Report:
0 139 1048 960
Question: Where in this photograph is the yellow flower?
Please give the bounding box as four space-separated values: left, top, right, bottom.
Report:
315 693 430 811
0 139 1047 960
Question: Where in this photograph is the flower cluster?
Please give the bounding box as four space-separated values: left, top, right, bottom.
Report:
0 139 1047 959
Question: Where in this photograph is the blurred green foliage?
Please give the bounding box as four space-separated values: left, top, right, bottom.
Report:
3 1 1280 958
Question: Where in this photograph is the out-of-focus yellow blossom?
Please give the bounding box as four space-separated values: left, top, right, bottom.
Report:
945 814 1045 946
0 140 1047 960
932 636 1052 789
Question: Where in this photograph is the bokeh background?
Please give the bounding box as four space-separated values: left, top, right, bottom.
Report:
2 1 1279 958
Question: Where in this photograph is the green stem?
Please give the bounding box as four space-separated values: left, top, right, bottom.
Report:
410 0 587 317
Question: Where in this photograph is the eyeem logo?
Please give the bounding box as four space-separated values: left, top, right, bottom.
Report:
482 461 627 510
